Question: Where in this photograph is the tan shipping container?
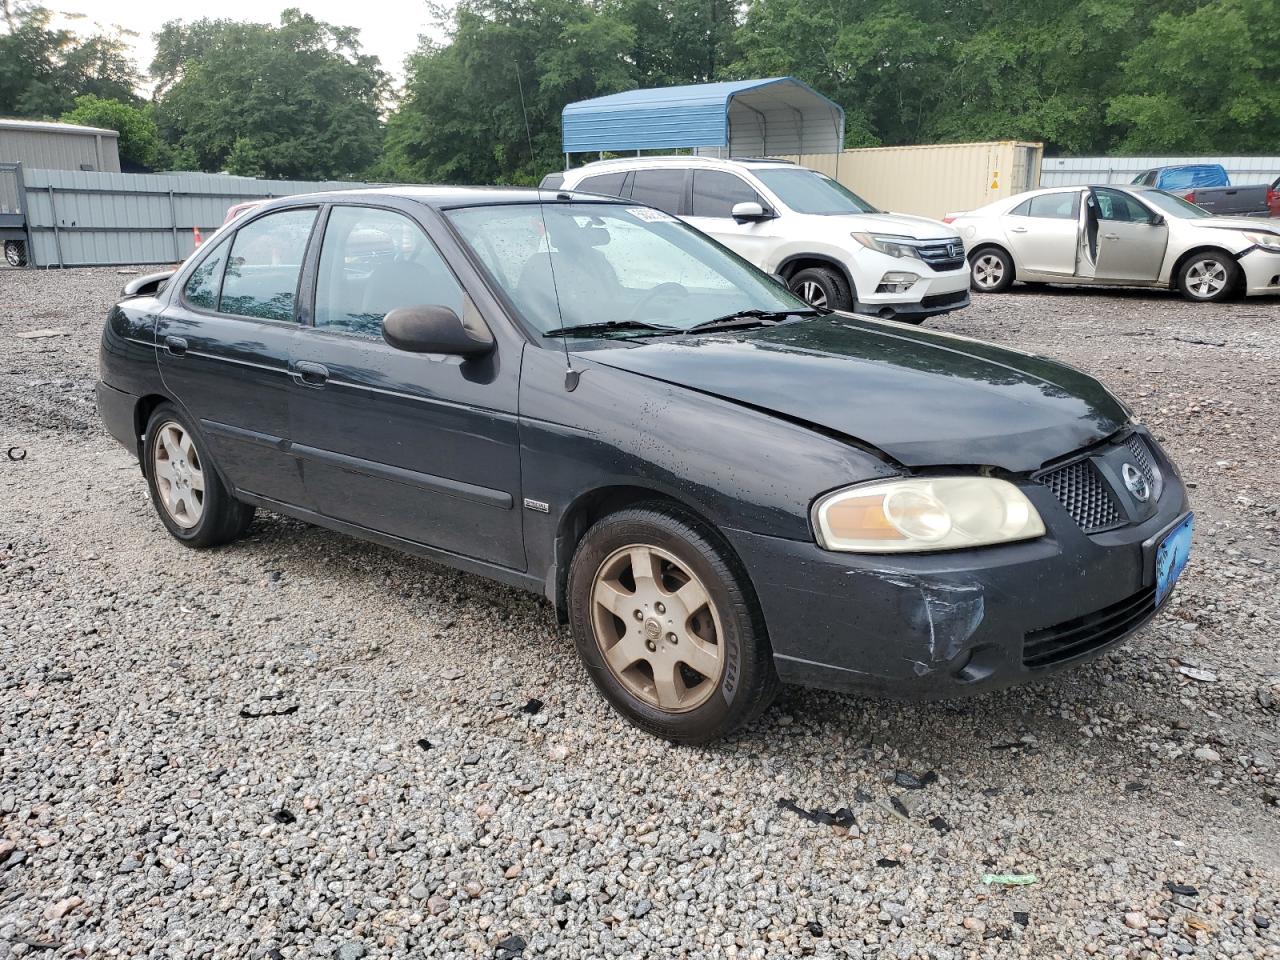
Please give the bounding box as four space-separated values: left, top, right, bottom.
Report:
783 141 1043 220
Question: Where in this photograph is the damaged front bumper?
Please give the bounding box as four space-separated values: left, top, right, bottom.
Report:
724 467 1190 699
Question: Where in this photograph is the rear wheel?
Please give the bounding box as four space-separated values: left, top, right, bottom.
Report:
567 504 779 744
789 266 853 311
1177 252 1239 302
970 247 1014 292
4 240 27 267
143 403 254 547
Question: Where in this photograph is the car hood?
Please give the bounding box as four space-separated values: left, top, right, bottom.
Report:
818 211 957 240
1192 215 1279 234
583 316 1128 472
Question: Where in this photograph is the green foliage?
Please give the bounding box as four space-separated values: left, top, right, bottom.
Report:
0 4 139 118
60 95 163 168
151 9 387 180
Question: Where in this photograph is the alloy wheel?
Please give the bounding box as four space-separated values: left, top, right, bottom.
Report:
589 543 725 713
798 280 828 309
972 253 1005 289
1185 259 1228 299
152 421 205 529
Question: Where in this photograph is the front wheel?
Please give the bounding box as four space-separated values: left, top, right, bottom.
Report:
143 403 254 547
788 266 853 311
4 240 27 267
567 504 780 744
1177 253 1239 302
970 247 1014 292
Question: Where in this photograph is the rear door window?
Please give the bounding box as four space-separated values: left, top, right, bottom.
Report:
1025 192 1080 219
577 172 628 198
691 171 764 218
218 208 317 321
629 169 686 215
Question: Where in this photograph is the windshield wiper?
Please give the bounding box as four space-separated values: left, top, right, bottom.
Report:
684 308 820 333
542 320 678 338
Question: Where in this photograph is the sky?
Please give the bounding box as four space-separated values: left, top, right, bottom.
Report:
53 1 454 88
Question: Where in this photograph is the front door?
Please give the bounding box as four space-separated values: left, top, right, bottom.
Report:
287 203 525 569
1090 188 1169 282
1003 190 1082 276
155 206 318 505
683 169 778 268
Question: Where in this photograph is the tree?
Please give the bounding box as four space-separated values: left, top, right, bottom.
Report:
608 0 738 86
61 95 163 168
152 9 387 179
383 0 636 185
0 3 139 118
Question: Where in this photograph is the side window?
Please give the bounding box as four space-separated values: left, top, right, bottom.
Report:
1009 199 1032 217
629 169 686 215
183 241 228 310
577 172 628 197
1141 170 1159 186
1094 189 1155 224
219 208 317 321
691 171 764 218
314 206 465 337
1026 192 1080 219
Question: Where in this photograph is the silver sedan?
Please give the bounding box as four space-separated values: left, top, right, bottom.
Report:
949 185 1280 302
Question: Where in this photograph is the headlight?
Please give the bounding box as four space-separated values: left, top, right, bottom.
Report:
852 233 922 260
1242 231 1280 250
812 477 1045 553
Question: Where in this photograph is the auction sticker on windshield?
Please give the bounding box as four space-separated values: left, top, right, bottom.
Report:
1156 514 1193 606
628 208 677 223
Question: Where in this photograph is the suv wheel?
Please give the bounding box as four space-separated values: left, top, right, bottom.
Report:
567 504 780 744
144 403 254 547
789 266 853 311
1177 252 1239 302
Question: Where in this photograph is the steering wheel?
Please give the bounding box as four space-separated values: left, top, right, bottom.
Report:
626 282 689 323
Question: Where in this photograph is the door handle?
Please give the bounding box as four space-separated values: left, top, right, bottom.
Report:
292 360 329 386
1103 233 1120 240
163 336 188 356
1010 226 1029 233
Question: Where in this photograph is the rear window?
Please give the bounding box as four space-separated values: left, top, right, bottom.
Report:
577 172 629 198
539 172 565 190
1011 192 1080 219
218 208 316 321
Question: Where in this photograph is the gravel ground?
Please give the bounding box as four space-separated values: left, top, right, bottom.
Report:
1 268 1278 960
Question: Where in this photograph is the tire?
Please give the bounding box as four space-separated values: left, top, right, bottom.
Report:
4 240 28 267
567 504 780 744
1177 252 1240 303
788 266 853 311
969 247 1014 293
143 403 254 547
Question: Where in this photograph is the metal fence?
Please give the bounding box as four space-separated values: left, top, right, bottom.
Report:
18 168 371 268
1040 155 1280 188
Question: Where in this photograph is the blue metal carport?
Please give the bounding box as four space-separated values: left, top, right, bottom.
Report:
561 78 845 163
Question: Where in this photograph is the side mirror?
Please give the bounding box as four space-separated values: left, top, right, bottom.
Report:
383 304 494 357
120 269 174 299
731 201 771 223
1150 214 1165 226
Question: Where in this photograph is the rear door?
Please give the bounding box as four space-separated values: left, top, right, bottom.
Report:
1003 190 1082 275
155 206 318 505
683 169 778 267
1090 188 1168 281
287 201 525 569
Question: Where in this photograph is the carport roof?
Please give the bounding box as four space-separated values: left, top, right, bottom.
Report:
561 78 845 157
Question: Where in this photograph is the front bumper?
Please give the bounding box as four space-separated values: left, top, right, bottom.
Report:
1239 247 1280 295
852 262 971 320
724 432 1190 699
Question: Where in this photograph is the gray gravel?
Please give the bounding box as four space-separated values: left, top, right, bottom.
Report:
1 268 1279 959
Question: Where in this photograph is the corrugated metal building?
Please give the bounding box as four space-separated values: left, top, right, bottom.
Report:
1041 155 1280 187
0 118 122 173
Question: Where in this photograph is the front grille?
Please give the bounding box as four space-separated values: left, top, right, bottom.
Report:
921 289 968 308
917 241 965 272
1023 586 1156 668
1037 459 1122 532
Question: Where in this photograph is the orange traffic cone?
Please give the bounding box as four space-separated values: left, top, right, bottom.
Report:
192 226 204 248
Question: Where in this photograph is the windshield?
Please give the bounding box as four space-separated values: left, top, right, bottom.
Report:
446 202 808 334
1141 190 1214 219
752 168 880 215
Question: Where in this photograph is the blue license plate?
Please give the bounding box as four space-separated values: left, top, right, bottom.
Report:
1156 514 1193 606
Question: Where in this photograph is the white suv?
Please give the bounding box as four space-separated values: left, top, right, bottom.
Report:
548 156 970 322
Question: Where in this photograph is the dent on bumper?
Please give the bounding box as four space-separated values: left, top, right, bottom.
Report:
724 478 1189 700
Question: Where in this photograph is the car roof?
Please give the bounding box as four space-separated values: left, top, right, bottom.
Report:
259 185 633 211
566 155 797 174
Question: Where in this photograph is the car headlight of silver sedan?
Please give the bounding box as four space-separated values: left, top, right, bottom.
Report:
813 477 1045 553
1242 231 1280 251
851 232 922 260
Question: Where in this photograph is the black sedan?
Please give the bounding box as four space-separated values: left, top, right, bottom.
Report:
96 186 1193 744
